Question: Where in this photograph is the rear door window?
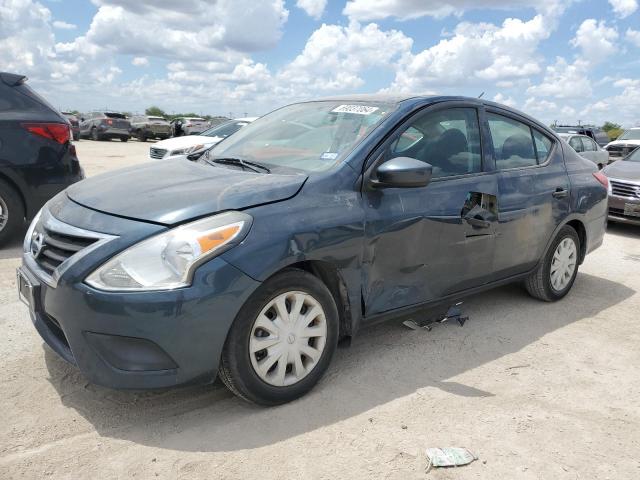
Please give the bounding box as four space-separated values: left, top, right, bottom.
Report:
569 136 584 153
583 137 597 151
532 130 553 163
487 113 538 169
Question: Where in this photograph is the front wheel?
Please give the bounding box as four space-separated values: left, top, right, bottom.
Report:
120 136 129 142
0 179 24 247
219 269 339 405
525 225 580 301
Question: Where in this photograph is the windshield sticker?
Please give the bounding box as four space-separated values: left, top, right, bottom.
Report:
332 104 379 115
320 152 338 160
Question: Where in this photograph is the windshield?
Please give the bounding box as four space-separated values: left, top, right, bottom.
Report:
209 101 394 173
202 120 249 138
618 129 640 141
625 147 640 162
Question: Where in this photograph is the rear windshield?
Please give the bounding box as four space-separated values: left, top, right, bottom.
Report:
187 118 206 122
105 112 127 119
0 83 58 113
147 116 166 121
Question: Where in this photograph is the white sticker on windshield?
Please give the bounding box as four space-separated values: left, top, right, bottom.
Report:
320 152 338 160
332 104 379 115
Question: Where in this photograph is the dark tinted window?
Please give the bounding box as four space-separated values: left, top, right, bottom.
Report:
105 112 126 119
391 108 482 178
488 113 537 169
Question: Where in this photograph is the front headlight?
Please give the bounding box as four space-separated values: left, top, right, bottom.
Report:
170 144 209 156
86 211 252 291
23 208 43 253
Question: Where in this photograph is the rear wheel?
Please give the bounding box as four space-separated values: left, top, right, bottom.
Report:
0 179 24 247
219 269 339 405
525 225 580 301
137 131 146 142
120 136 129 142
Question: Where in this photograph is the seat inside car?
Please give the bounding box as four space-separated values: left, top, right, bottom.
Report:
499 134 536 169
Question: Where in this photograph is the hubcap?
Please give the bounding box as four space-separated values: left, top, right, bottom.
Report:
550 237 577 291
0 195 7 232
249 291 327 387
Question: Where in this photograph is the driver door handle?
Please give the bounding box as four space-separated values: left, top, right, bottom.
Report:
464 213 491 229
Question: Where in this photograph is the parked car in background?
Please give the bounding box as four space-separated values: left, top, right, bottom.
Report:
552 125 609 147
170 117 208 136
62 112 80 141
18 95 607 405
603 146 640 226
79 112 131 142
129 115 171 142
558 133 610 169
0 72 83 246
605 127 640 161
150 117 256 161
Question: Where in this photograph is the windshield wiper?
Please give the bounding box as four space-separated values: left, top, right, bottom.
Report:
206 157 271 174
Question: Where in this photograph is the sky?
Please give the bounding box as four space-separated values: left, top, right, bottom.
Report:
1 0 639 126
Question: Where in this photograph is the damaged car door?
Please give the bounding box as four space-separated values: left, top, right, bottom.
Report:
362 104 498 316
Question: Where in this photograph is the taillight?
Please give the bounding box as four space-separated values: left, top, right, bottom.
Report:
106 119 113 125
22 123 70 144
593 171 611 194
186 124 192 127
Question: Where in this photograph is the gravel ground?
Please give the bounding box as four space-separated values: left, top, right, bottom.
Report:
1 139 639 479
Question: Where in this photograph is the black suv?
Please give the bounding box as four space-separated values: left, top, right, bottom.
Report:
79 112 131 142
0 72 83 246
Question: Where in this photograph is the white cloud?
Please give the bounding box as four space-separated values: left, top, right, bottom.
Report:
627 28 640 48
527 57 592 99
52 20 76 29
570 19 618 65
343 0 569 20
131 56 149 66
608 0 638 18
389 14 553 92
277 21 412 98
493 93 517 107
296 0 327 19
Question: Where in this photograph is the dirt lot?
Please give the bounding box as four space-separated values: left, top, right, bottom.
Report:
1 139 639 479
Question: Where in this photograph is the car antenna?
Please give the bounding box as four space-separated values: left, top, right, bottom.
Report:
478 92 485 98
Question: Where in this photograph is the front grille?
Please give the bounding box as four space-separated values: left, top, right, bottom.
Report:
610 180 640 199
33 227 99 276
150 147 167 159
606 144 639 158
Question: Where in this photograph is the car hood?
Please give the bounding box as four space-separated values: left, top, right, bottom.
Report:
603 160 640 182
66 160 307 225
154 135 222 150
606 139 640 148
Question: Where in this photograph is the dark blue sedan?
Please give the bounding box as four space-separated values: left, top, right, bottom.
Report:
18 95 608 405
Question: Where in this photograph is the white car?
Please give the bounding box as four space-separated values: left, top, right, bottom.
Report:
558 133 610 169
149 117 257 161
605 127 640 161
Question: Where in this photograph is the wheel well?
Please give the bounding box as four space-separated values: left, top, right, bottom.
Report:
566 219 587 264
0 173 26 221
286 260 353 340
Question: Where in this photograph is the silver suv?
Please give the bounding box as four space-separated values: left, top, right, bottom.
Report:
129 115 171 142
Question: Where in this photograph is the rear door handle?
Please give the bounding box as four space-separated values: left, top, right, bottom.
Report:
552 188 568 199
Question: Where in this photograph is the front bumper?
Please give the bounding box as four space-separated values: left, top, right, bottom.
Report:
608 194 640 226
19 198 260 389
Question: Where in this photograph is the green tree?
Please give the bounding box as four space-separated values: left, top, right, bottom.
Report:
602 121 623 141
145 106 166 117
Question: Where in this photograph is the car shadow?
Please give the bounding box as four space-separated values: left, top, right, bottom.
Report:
44 272 634 453
607 221 640 239
0 225 27 259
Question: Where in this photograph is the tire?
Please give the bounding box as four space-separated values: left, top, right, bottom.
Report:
120 136 129 142
73 133 80 141
525 225 580 302
137 131 146 142
0 179 25 247
91 127 101 141
219 268 339 405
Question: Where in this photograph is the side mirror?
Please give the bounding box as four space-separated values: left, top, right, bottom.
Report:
370 157 433 188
